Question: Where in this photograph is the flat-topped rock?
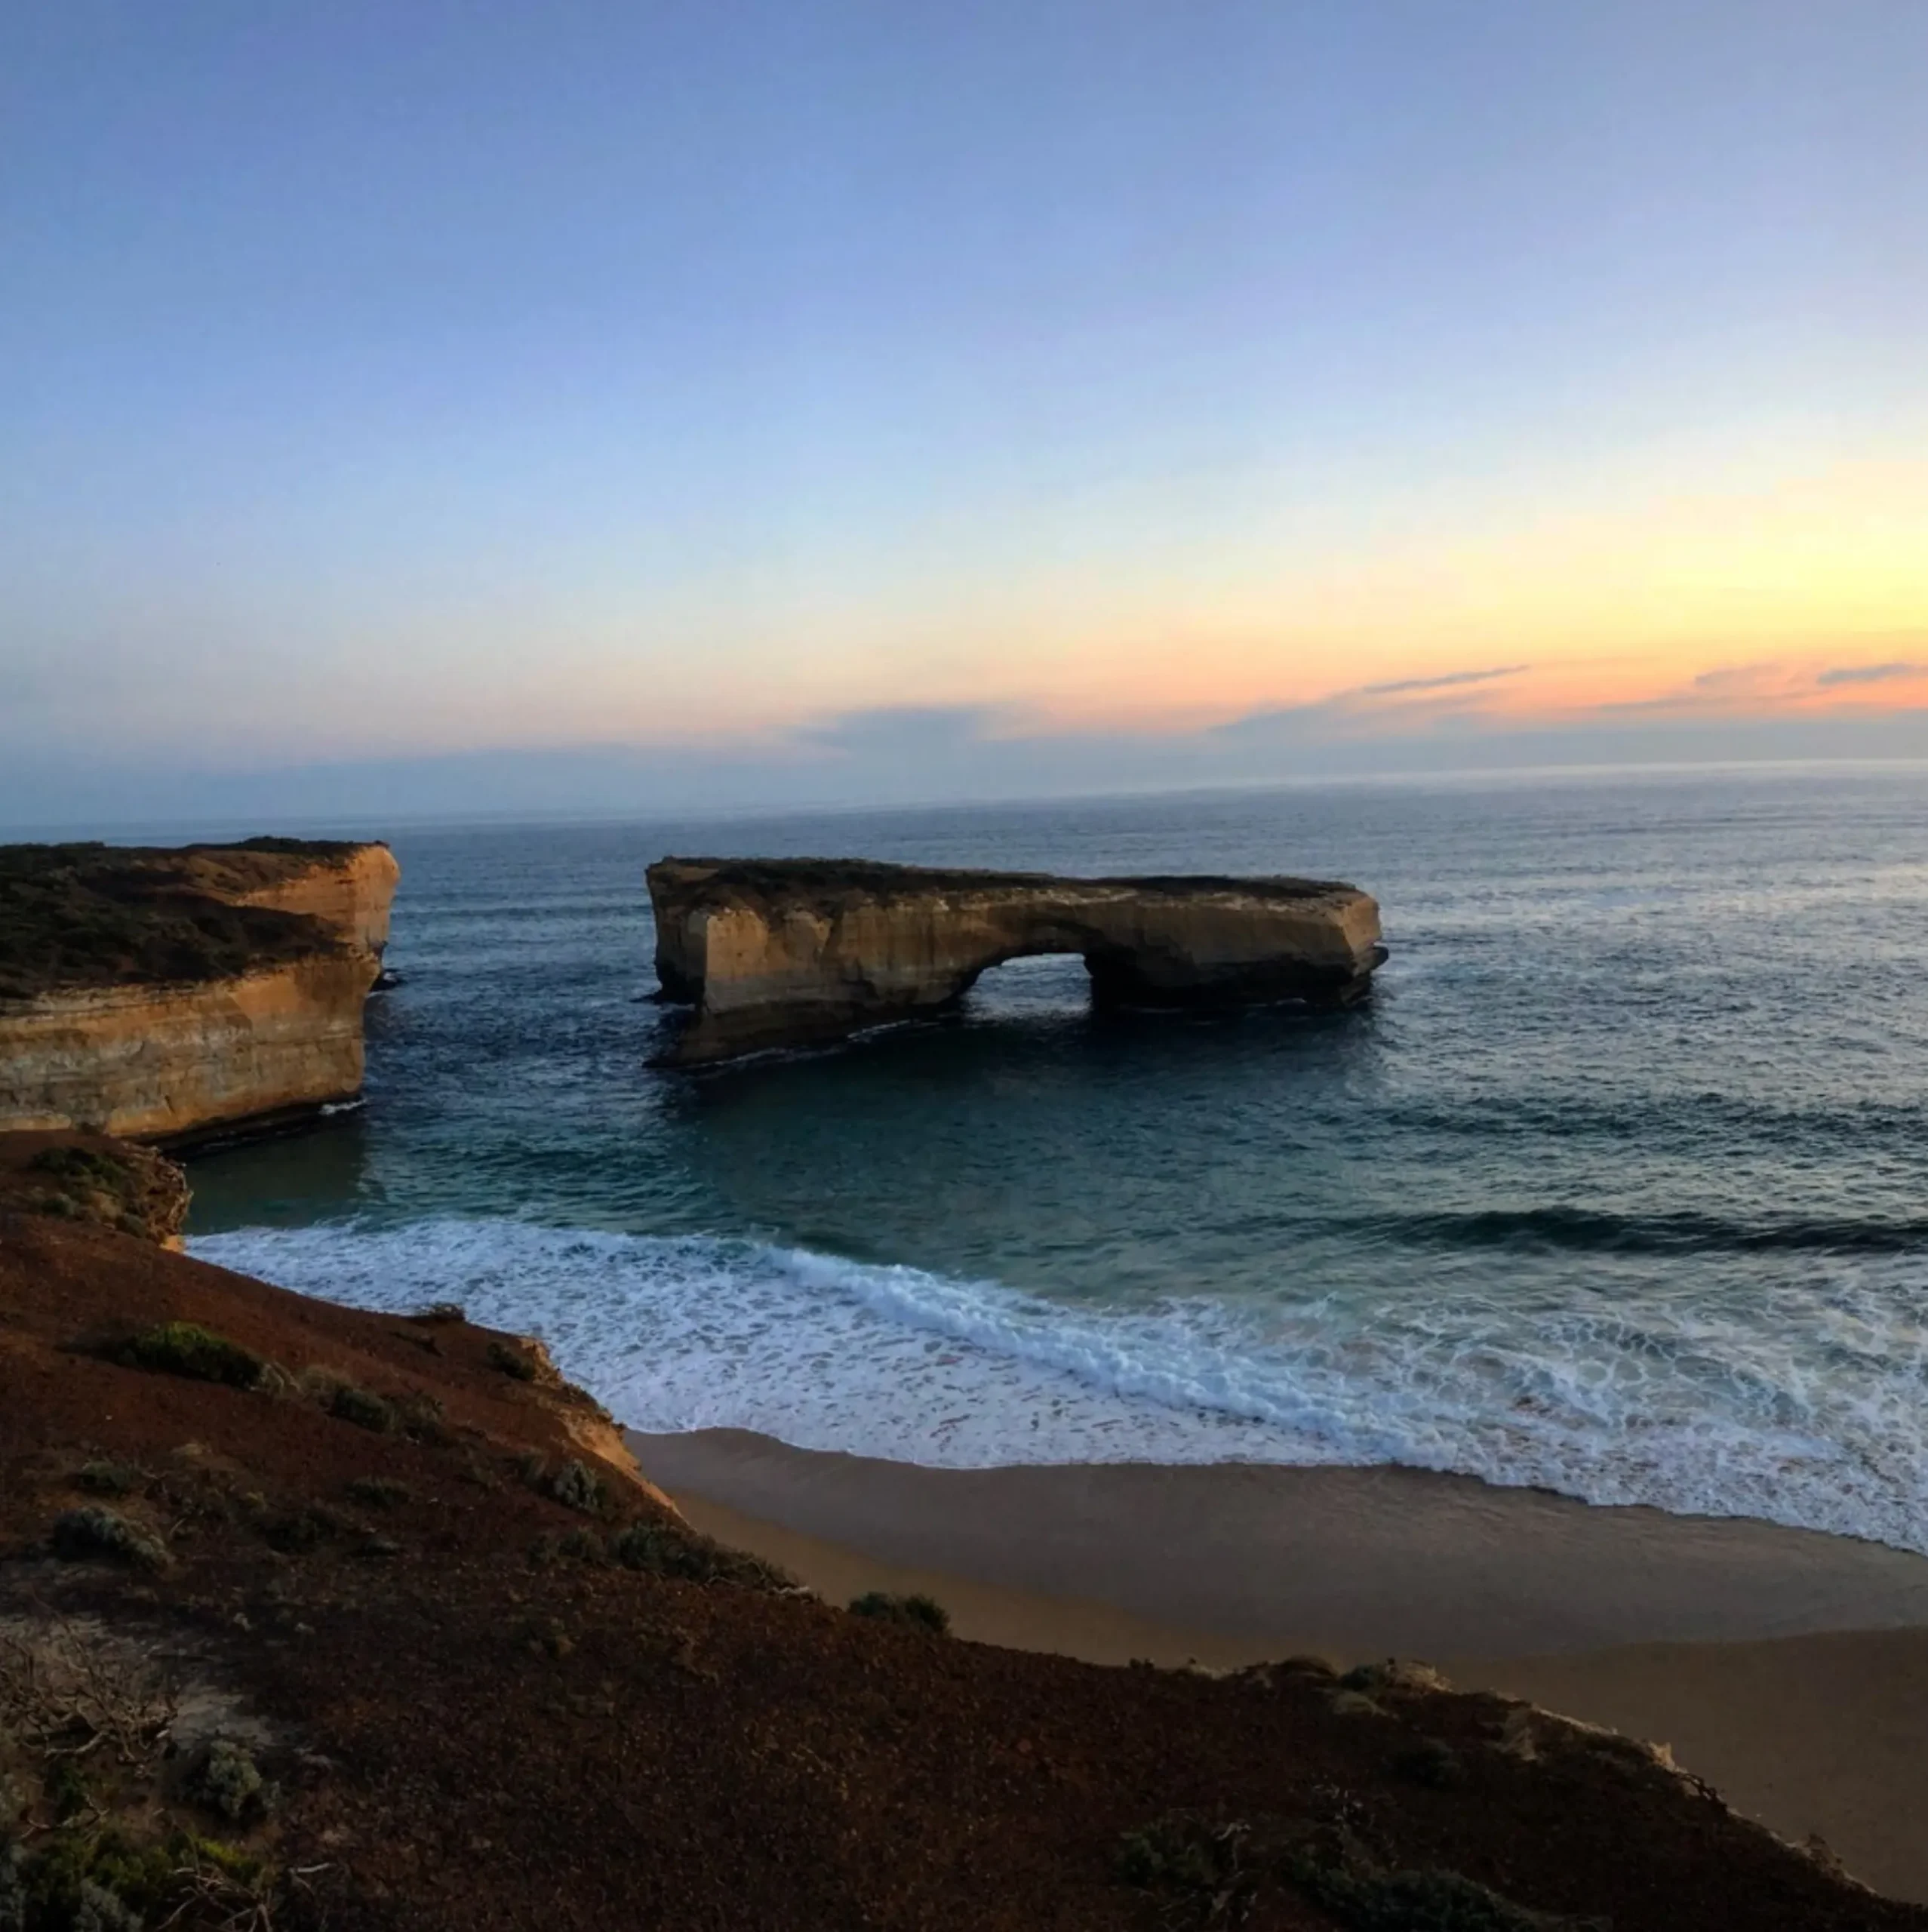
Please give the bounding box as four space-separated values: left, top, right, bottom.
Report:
0 838 398 1143
647 857 1386 1065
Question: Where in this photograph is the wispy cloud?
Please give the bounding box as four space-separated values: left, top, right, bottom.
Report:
1817 660 1928 688
1212 663 1531 742
1358 664 1528 697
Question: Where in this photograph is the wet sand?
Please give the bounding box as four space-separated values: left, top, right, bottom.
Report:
633 1427 1928 1902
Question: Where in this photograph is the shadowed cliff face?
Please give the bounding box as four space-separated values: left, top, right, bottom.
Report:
647 857 1385 1065
0 841 398 1143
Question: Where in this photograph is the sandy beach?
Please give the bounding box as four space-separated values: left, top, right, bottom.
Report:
635 1427 1928 1903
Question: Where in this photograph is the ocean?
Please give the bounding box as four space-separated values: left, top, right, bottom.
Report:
186 767 1928 1552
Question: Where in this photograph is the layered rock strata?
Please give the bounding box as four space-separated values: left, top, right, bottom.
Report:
0 839 398 1143
647 857 1385 1065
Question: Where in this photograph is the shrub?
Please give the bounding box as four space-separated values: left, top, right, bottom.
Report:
1292 1856 1584 1930
50 1509 168 1571
327 1383 393 1432
12 1826 204 1932
548 1460 604 1513
1116 1816 1253 1918
1339 1659 1449 1697
847 1592 951 1635
45 1759 91 1823
73 1461 137 1498
187 1740 274 1823
29 1146 126 1188
346 1477 410 1509
608 1521 792 1591
111 1322 263 1389
487 1340 538 1382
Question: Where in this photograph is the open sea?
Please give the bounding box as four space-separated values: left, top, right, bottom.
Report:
185 768 1928 1552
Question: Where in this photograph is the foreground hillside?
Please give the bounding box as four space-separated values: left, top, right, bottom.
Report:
0 1136 1916 1930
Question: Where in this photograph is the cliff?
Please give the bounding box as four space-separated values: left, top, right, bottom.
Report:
0 838 398 1143
0 1134 1910 1932
649 856 1388 1064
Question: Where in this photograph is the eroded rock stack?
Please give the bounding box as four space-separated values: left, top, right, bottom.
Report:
647 856 1386 1065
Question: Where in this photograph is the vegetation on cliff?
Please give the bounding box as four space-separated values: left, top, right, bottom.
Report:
0 842 364 1000
650 854 1350 915
0 1135 189 1243
0 1137 1915 1930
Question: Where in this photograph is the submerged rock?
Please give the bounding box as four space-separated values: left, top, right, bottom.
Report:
647 856 1386 1066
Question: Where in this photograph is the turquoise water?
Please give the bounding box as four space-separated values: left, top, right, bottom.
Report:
187 768 1928 1549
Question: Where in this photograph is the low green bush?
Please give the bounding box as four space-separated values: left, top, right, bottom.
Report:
73 1460 137 1498
548 1460 604 1513
187 1740 274 1823
49 1508 167 1571
112 1322 263 1390
327 1383 393 1432
608 1521 792 1591
487 1340 538 1381
847 1592 951 1635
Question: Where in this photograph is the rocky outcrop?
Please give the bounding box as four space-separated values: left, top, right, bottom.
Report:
0 840 398 1143
0 1129 192 1246
647 857 1385 1065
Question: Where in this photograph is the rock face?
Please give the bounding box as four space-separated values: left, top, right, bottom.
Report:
0 840 398 1143
647 857 1386 1065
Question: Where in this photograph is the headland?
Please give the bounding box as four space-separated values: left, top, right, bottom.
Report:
0 838 397 1145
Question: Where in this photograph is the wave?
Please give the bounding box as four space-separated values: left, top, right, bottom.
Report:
1353 1204 1928 1257
188 1217 1928 1556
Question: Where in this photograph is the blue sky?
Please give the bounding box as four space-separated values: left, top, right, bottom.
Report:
3 2 1925 826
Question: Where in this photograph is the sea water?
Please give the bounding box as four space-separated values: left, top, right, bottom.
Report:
185 768 1928 1552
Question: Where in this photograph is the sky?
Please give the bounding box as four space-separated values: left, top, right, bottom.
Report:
3 2 1926 826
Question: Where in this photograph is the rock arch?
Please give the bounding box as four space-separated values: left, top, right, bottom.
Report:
647 857 1385 1066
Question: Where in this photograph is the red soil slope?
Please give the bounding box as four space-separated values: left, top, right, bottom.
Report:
1 1152 1917 1930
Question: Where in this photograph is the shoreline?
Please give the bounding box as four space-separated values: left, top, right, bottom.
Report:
633 1426 1928 1902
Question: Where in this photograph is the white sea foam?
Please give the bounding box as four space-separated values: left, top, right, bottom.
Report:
188 1218 1928 1555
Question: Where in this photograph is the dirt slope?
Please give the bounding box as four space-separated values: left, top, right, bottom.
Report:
0 1152 1917 1930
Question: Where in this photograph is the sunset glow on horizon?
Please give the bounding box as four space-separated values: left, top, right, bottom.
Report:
4 3 1925 823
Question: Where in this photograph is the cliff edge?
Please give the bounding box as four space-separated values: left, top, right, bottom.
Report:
0 838 398 1143
648 856 1387 1065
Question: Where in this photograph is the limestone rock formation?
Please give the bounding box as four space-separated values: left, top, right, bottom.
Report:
647 857 1385 1065
0 838 398 1143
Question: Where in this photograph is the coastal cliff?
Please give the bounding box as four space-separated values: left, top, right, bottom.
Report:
0 1132 1910 1931
648 856 1386 1064
0 838 398 1143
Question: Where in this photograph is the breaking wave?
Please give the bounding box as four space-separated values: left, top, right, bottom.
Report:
190 1215 1928 1556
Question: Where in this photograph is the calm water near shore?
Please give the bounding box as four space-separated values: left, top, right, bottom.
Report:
186 767 1928 1552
